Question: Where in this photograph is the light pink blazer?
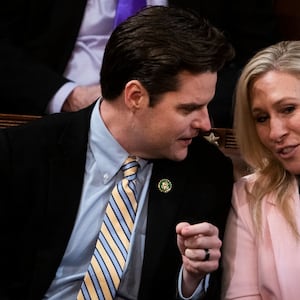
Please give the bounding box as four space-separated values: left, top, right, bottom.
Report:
222 174 300 300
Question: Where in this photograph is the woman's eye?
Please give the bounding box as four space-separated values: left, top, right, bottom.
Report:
254 115 268 123
283 106 295 114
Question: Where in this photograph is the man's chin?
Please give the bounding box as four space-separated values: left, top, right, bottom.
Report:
171 149 188 161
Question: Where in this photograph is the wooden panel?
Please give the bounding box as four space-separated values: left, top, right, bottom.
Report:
204 128 252 179
0 113 42 128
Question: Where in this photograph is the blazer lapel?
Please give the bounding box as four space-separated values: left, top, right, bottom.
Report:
267 186 300 299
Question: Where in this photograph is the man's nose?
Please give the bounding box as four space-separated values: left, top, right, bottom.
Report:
192 108 212 132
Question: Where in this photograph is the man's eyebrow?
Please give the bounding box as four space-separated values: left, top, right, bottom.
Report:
177 103 203 110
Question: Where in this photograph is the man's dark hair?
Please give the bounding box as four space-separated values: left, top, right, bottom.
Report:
100 5 235 105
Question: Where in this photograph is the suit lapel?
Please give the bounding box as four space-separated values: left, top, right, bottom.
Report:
267 186 300 298
141 159 187 282
32 106 93 298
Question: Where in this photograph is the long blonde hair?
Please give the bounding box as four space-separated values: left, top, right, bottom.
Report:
234 41 300 237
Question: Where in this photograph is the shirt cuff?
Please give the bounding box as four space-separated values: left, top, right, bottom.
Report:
177 265 210 300
46 82 78 114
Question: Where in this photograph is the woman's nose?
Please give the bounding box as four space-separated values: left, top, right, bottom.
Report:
269 117 287 142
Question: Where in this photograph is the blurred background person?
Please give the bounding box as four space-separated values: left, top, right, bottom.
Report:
0 1 166 115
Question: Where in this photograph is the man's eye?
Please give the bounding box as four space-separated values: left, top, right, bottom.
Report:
181 107 195 115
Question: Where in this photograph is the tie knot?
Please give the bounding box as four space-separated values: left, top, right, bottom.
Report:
122 156 139 180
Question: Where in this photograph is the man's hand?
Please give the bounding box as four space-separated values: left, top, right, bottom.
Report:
176 222 222 297
62 84 101 112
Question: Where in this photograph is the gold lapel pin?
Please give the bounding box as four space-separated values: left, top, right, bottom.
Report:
158 179 172 193
203 131 220 146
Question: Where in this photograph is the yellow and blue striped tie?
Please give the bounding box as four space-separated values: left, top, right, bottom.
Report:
78 156 139 300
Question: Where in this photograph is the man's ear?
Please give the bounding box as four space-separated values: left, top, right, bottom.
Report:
124 80 148 110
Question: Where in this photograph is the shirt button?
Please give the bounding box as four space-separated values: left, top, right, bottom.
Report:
103 173 109 182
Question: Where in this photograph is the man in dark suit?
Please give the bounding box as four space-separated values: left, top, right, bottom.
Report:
0 6 234 299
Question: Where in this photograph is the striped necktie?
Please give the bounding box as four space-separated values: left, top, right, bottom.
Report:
77 156 139 300
114 0 147 28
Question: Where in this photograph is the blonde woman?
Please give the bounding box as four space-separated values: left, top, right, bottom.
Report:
222 40 300 300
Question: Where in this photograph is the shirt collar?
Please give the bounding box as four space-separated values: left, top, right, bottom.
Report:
89 99 147 180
